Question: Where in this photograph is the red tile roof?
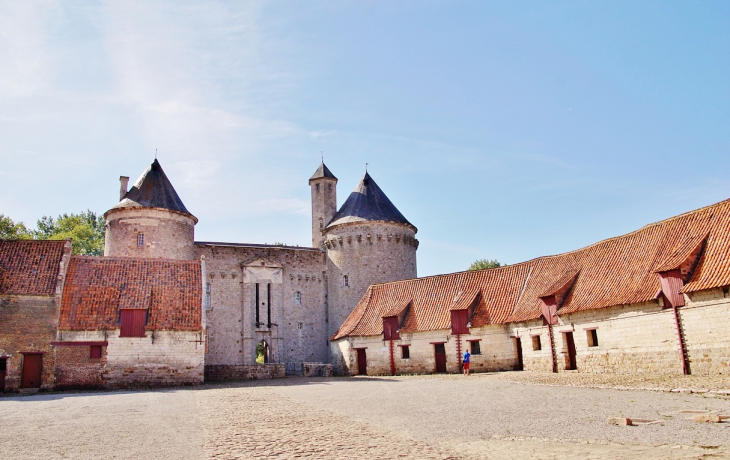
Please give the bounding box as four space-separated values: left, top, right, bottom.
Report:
333 197 730 339
0 240 67 296
59 256 202 331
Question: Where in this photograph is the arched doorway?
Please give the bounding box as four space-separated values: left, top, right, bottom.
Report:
256 340 270 364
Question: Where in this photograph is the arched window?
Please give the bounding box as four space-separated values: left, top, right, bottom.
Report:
256 340 269 364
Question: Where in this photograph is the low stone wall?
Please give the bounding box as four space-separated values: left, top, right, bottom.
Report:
302 362 332 377
205 364 286 381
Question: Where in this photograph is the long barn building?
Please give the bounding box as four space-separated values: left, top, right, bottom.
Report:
331 197 730 377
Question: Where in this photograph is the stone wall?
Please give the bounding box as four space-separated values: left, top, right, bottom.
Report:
104 208 196 260
332 326 515 376
325 221 417 340
334 289 730 377
54 344 106 389
195 244 328 375
205 364 286 381
302 362 332 377
0 295 59 391
58 330 204 388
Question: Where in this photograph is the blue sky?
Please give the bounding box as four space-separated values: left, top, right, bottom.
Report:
1 1 728 277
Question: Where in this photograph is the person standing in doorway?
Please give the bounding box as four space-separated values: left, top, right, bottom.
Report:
463 349 471 376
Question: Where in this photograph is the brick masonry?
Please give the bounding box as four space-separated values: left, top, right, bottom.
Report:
54 344 106 389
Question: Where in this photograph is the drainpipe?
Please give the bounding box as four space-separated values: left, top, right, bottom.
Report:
671 303 690 375
548 324 557 373
456 334 462 372
389 339 395 376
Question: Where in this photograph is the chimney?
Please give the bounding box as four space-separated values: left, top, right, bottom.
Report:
119 176 129 201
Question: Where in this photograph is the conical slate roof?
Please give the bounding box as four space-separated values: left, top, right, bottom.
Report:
110 159 195 219
309 162 337 183
326 172 415 230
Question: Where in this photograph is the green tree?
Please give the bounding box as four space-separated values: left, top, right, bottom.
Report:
468 258 502 271
33 210 106 256
0 214 32 240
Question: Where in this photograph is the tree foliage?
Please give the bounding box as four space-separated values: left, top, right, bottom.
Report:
0 214 32 240
0 210 105 256
468 258 502 271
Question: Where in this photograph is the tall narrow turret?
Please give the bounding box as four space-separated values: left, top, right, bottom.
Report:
309 162 338 249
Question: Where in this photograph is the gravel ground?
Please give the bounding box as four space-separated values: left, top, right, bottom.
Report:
1 372 729 459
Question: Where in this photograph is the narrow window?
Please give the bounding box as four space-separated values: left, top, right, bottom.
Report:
90 346 102 359
587 329 599 347
470 341 481 355
532 335 541 351
205 283 211 310
137 233 144 246
328 183 332 191
255 283 260 327
120 309 147 337
401 346 410 359
316 183 320 192
267 283 271 328
319 218 324 231
294 291 301 304
343 275 349 287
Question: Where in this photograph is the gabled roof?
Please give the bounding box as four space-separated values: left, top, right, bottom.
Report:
333 196 730 339
59 256 202 331
326 172 415 230
0 240 68 296
309 162 337 183
108 159 196 220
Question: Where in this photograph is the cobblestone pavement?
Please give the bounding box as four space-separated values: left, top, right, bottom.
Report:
1 373 729 460
491 370 730 394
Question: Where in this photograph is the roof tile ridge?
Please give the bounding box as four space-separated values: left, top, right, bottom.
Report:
72 255 200 265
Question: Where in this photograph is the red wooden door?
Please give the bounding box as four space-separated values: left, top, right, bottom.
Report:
514 338 524 371
356 349 367 375
434 343 447 373
565 332 576 370
21 354 43 389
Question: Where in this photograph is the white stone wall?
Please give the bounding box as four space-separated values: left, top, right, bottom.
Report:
194 244 328 375
58 330 204 387
104 208 196 260
310 177 337 249
682 288 730 374
325 221 417 339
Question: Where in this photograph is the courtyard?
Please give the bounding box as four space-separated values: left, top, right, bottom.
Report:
1 372 729 460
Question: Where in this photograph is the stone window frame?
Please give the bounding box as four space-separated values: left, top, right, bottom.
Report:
585 327 599 348
343 275 349 288
205 283 212 310
294 291 301 304
531 334 542 351
399 344 410 360
137 232 144 246
468 339 481 355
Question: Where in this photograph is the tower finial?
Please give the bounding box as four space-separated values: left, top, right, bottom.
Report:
366 162 368 172
155 148 157 160
321 151 323 163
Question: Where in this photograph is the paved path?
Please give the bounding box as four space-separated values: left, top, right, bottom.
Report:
1 373 729 459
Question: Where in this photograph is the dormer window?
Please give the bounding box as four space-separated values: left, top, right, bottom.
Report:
137 233 144 246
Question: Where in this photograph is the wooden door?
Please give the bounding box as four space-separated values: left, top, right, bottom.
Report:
514 338 524 371
0 357 6 391
565 332 576 370
356 349 367 375
21 354 42 389
434 343 447 373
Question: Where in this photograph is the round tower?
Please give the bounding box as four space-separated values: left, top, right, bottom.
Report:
104 159 198 260
324 172 418 337
309 162 338 249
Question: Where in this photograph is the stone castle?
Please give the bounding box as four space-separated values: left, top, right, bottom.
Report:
105 159 417 377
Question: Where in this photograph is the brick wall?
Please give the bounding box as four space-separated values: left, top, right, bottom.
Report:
54 344 106 389
58 330 204 388
104 208 196 260
0 296 59 391
325 221 417 340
